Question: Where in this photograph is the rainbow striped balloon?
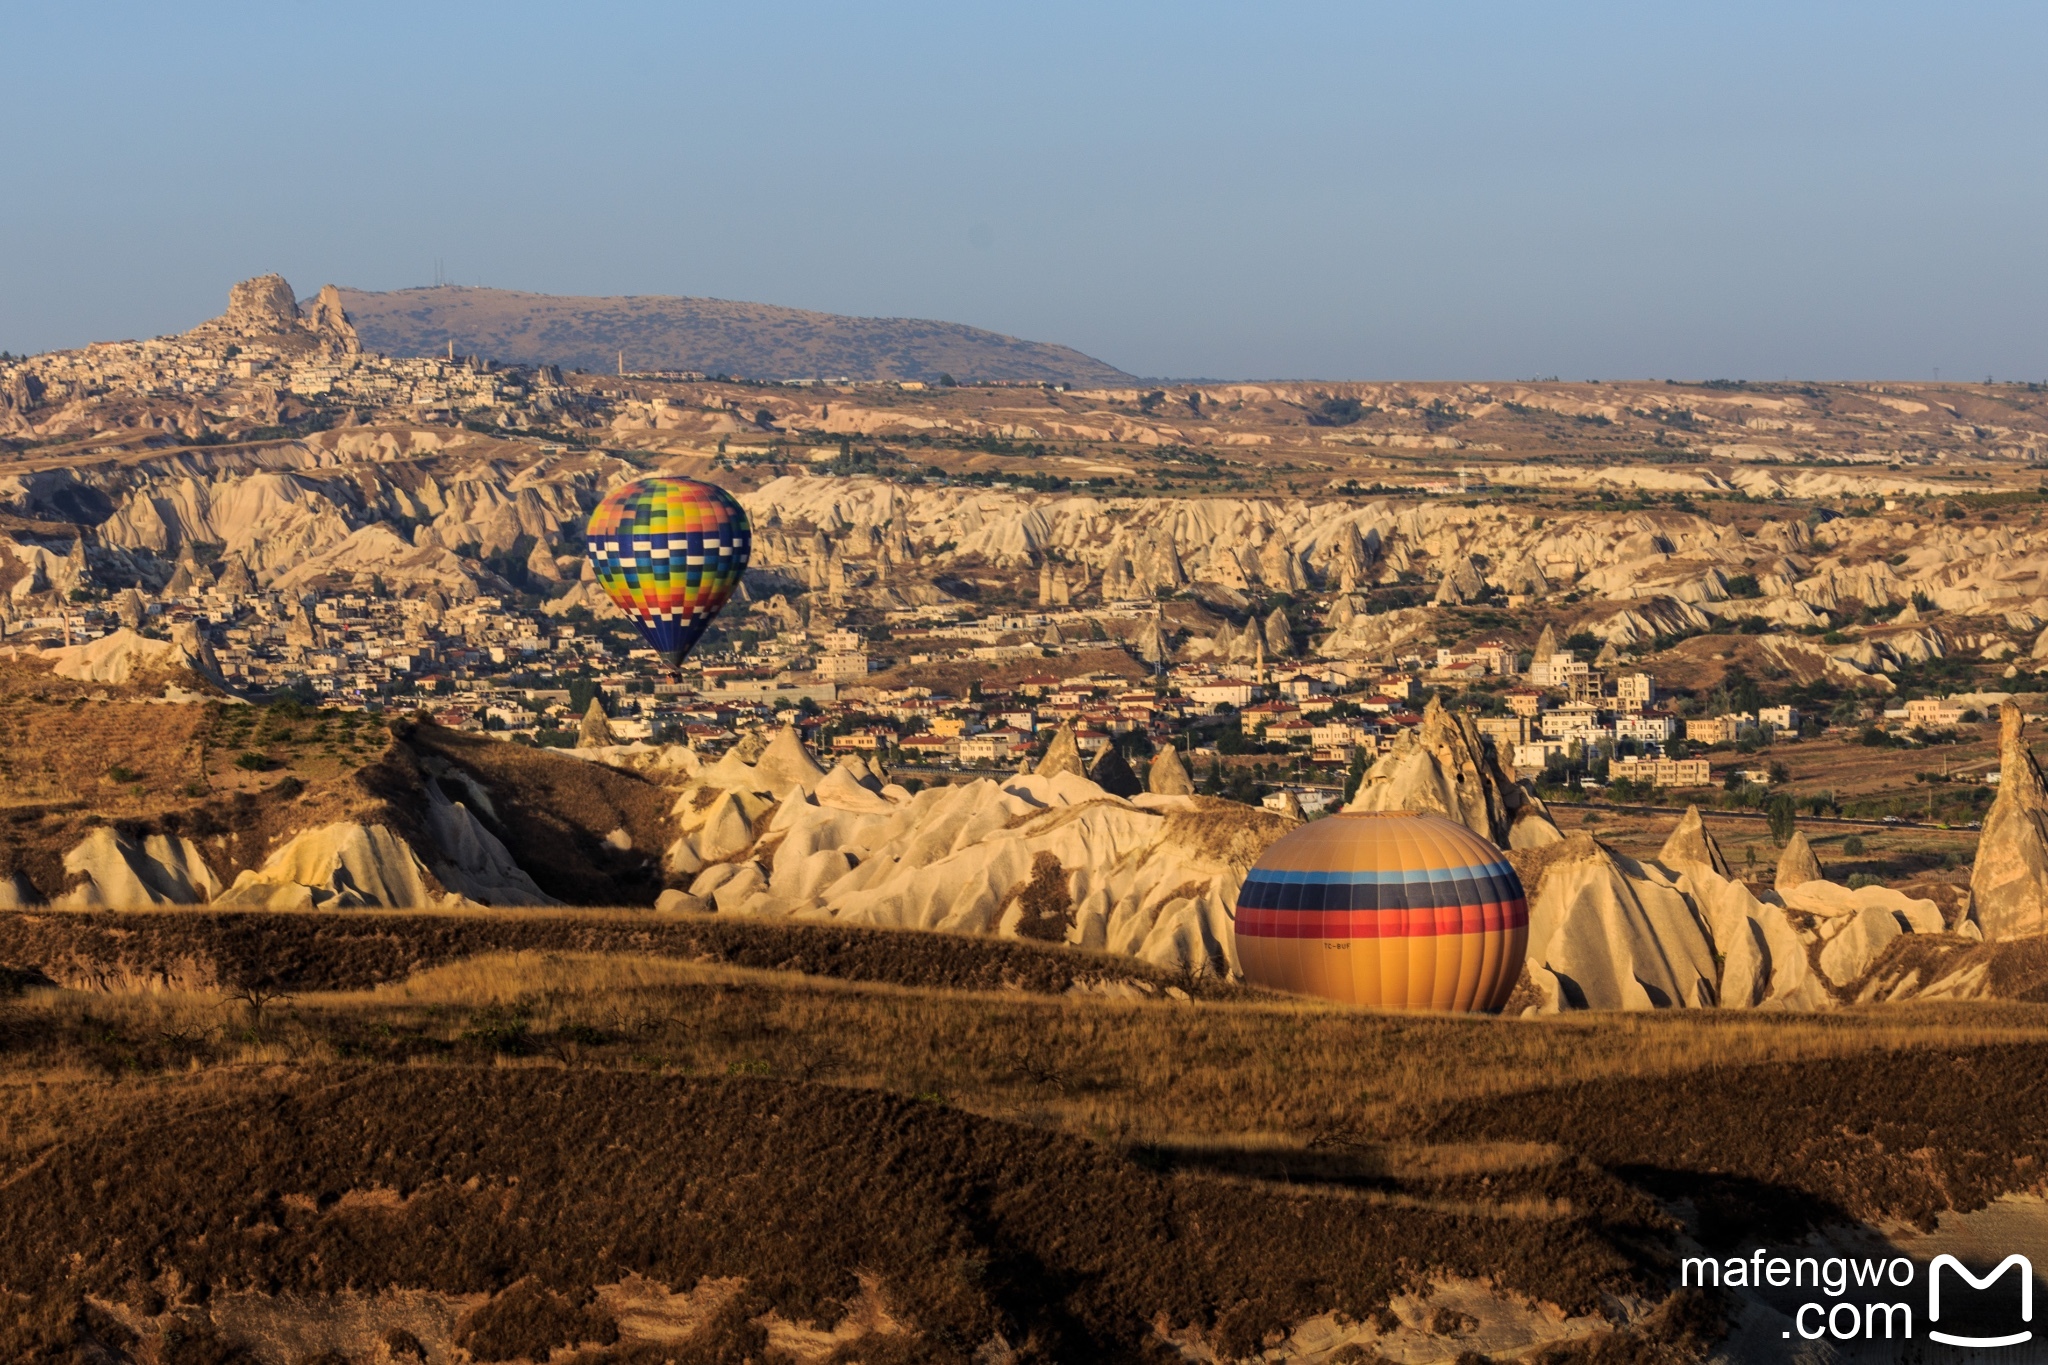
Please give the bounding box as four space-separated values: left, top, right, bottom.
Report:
1234 811 1527 1011
585 477 752 667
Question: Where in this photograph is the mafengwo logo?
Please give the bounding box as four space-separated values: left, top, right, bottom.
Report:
1683 1250 2034 1348
1929 1255 2033 1349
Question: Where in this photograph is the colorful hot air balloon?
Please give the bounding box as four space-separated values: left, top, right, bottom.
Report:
1233 811 1526 1012
585 477 752 668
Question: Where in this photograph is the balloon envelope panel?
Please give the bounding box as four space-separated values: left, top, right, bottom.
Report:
585 478 751 665
1234 811 1526 1012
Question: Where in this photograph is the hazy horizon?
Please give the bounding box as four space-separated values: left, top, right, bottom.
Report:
5 2 2045 383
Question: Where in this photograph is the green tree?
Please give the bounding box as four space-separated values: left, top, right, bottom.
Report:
1343 747 1368 804
1766 794 1796 847
567 677 605 716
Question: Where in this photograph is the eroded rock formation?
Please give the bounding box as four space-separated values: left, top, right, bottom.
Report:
1342 698 1569 856
1036 722 1085 779
1775 831 1823 891
1147 744 1194 796
1970 705 2048 940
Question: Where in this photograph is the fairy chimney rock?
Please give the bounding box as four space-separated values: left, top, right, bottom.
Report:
1775 830 1824 891
1036 722 1086 779
1971 705 2048 940
1659 805 1731 880
1147 744 1195 796
577 697 615 748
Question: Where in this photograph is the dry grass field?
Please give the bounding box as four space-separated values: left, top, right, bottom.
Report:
0 662 394 809
16 945 2048 1147
4 910 2048 1360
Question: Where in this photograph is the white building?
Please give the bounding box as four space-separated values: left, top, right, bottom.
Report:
1264 787 1336 816
1616 713 1679 744
817 651 871 681
1529 653 1587 689
1610 755 1712 788
1189 683 1257 709
1310 721 1374 751
1512 739 1571 769
1539 703 1606 739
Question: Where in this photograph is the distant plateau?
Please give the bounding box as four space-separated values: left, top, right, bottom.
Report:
331 285 1135 387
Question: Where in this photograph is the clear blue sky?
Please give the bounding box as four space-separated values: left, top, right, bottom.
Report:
4 3 2044 381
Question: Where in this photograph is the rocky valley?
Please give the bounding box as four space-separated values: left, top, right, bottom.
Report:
6 279 2048 1361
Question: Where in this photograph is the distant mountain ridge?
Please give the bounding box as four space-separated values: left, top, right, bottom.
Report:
330 285 1134 386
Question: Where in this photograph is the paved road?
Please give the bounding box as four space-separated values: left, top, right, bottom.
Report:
1592 801 1978 834
890 772 1984 835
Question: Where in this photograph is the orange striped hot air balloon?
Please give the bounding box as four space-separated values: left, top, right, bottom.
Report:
1233 811 1526 1011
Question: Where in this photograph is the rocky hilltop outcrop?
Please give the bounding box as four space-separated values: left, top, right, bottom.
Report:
1147 744 1194 796
1035 721 1086 779
185 274 360 358
1516 832 1723 1010
732 475 2048 670
1971 704 2048 940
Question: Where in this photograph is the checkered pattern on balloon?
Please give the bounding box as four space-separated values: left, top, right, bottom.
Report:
585 478 752 667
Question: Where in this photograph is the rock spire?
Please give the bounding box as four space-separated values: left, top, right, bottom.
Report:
1086 744 1143 798
1343 696 1513 845
1775 831 1824 891
577 697 615 748
1036 722 1086 779
1658 806 1730 880
1971 705 2048 940
1146 744 1195 796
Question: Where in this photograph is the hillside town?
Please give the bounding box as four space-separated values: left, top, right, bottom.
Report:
11 531 1949 824
0 276 2030 827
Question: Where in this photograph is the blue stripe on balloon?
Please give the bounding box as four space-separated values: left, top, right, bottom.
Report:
1237 863 1521 912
